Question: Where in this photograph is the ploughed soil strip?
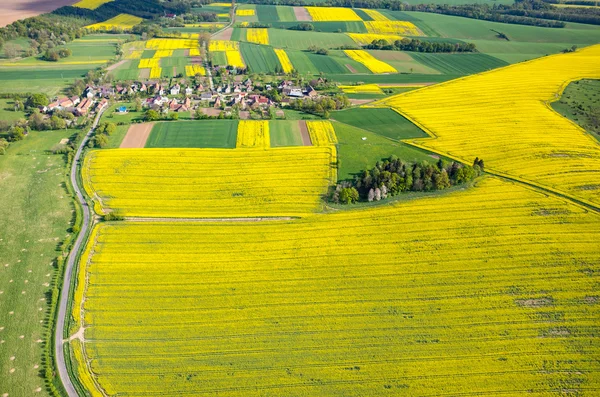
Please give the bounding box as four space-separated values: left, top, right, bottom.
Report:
349 99 376 106
0 0 76 27
298 120 312 146
345 64 358 74
120 123 155 148
213 28 233 41
293 7 312 21
107 60 127 72
138 68 150 79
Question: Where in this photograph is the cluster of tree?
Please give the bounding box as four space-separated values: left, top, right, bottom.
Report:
505 5 600 26
28 109 74 131
43 47 72 61
0 138 9 155
289 94 350 118
144 109 180 122
180 12 219 24
288 23 315 31
307 45 329 55
89 122 117 148
331 155 483 204
364 38 476 53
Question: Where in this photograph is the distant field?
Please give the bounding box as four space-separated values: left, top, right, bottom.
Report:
333 107 428 140
145 121 239 148
409 52 509 75
268 29 356 50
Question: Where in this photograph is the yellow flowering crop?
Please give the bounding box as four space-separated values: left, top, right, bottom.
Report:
209 40 239 51
146 38 198 50
364 21 422 36
138 58 160 69
274 49 293 73
339 84 384 94
361 9 390 21
149 67 162 78
189 48 201 56
240 21 249 27
236 9 255 16
306 120 338 146
153 50 173 58
347 33 403 46
73 0 113 10
306 7 362 21
126 50 143 59
217 13 230 18
74 177 600 396
246 28 269 45
236 121 270 148
179 33 200 39
209 2 232 6
185 23 226 28
226 50 245 68
185 64 206 76
85 14 143 30
377 44 600 207
344 50 397 74
81 147 337 218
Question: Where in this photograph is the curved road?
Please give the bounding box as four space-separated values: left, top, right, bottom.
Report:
55 107 105 397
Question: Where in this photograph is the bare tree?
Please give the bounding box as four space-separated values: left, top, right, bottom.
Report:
368 188 375 202
375 188 381 201
381 185 388 199
3 43 21 59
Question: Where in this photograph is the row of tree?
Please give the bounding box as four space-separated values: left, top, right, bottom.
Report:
332 156 483 204
364 38 476 53
289 95 351 118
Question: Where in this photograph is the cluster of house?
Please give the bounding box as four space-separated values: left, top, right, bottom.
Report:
44 96 108 116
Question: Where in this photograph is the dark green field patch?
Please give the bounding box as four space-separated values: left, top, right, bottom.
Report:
160 56 189 77
273 22 367 33
305 53 349 74
286 51 319 74
230 28 244 41
333 107 428 140
409 52 509 75
142 50 156 59
0 68 89 81
240 43 280 73
268 29 357 49
145 120 239 148
270 121 303 147
276 6 297 22
211 51 228 66
551 79 600 141
256 5 280 22
353 9 373 21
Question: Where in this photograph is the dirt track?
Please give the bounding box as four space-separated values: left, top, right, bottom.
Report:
212 28 233 41
293 7 311 21
298 120 312 146
120 123 154 148
0 0 77 27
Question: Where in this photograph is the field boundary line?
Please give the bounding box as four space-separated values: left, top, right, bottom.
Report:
123 216 297 222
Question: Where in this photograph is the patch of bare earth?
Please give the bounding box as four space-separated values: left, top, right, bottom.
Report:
345 64 358 73
515 297 553 308
349 99 375 106
0 0 77 27
120 123 154 148
212 28 233 41
138 68 150 79
293 7 312 21
107 60 127 72
202 108 222 117
183 49 190 56
239 110 250 120
191 57 203 65
298 120 312 146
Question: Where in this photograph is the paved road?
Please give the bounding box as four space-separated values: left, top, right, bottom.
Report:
55 107 105 397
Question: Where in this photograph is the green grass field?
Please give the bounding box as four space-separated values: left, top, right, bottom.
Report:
0 99 27 122
333 121 433 180
211 51 228 66
145 120 239 148
268 29 356 50
256 5 281 22
273 21 368 33
269 120 303 146
333 108 428 140
0 67 90 96
0 130 74 397
409 52 509 75
551 79 600 141
240 43 281 74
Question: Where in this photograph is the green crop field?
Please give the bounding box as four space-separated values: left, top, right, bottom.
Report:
270 120 303 147
409 53 509 75
0 99 27 122
0 130 73 397
145 120 239 148
276 5 297 22
333 121 432 180
325 73 458 85
109 60 141 80
333 108 428 141
274 21 368 33
211 51 228 66
256 5 281 22
0 67 90 96
551 79 600 141
240 43 281 74
268 29 357 50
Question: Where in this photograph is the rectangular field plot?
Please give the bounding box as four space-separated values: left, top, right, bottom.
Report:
409 52 509 75
333 107 428 140
240 43 280 73
75 177 600 396
269 120 304 147
82 147 337 217
145 120 238 148
268 29 357 50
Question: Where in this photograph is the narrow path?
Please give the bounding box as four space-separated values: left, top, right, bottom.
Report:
55 106 105 397
206 4 237 90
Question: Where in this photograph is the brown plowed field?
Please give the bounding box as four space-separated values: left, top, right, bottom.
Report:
120 123 154 148
0 0 77 27
293 7 311 21
298 120 312 146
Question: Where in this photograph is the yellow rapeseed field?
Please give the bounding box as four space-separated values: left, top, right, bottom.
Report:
149 67 162 79
217 13 230 18
189 48 201 56
306 7 362 21
153 50 173 58
274 49 294 73
377 44 600 206
339 84 384 94
209 2 232 6
185 64 206 76
236 9 256 16
361 9 390 21
364 21 422 36
209 40 239 51
82 147 337 218
125 50 143 59
226 50 245 68
138 58 160 69
246 28 269 45
85 14 143 30
146 38 198 50
347 33 403 46
73 177 600 396
306 120 338 146
236 120 270 148
344 50 397 74
185 23 226 28
73 0 113 10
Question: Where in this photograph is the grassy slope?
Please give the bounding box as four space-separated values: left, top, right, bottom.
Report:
145 120 239 148
0 99 27 122
0 131 73 397
269 120 303 146
333 121 433 180
0 67 90 96
551 79 600 141
408 52 509 75
332 107 428 140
